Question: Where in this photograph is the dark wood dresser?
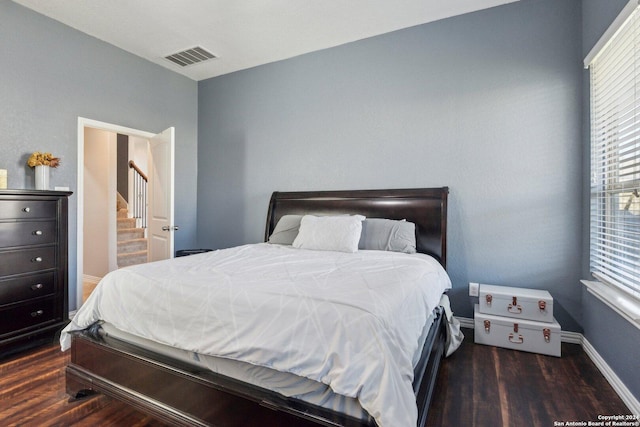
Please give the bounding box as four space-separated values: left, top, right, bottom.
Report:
0 190 72 358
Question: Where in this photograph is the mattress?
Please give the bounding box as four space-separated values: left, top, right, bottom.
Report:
62 243 453 427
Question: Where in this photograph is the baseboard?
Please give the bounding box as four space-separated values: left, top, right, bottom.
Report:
456 316 474 329
582 337 640 415
560 329 583 344
454 316 640 415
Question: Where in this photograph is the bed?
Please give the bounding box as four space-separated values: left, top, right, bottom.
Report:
62 187 459 427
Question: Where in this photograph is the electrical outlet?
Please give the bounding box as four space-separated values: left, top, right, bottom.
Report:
469 282 480 297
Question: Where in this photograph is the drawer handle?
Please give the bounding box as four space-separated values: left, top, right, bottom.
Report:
508 333 524 344
23 207 31 213
31 310 44 317
31 283 44 291
33 230 43 236
543 328 551 343
32 257 43 263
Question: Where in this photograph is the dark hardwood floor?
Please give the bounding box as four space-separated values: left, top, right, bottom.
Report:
427 329 631 426
0 343 164 427
0 329 631 426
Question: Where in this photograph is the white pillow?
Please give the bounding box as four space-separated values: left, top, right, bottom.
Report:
292 214 365 253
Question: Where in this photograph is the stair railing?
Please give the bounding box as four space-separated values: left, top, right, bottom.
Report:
128 160 148 229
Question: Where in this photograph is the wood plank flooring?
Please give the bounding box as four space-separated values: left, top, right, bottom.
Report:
0 329 632 426
427 329 631 426
0 343 164 426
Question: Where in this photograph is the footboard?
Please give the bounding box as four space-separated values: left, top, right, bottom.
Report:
66 308 447 427
66 331 369 427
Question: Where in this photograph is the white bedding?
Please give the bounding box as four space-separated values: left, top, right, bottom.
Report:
61 243 452 427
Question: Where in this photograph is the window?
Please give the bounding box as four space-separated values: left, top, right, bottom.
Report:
586 0 640 300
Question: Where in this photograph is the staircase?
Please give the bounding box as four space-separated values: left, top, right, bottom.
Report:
117 196 148 268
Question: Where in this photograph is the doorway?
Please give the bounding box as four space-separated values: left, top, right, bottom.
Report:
76 117 175 308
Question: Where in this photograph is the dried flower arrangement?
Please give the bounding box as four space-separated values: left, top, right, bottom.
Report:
27 152 60 168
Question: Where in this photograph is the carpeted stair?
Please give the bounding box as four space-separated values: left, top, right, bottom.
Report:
116 198 148 268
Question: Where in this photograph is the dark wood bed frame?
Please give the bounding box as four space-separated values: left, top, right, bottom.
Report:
66 187 450 427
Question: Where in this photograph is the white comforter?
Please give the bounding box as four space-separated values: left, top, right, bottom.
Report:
61 243 452 427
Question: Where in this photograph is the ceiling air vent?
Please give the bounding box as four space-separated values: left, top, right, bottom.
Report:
165 47 216 67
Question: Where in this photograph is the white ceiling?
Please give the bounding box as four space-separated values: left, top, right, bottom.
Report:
14 0 518 81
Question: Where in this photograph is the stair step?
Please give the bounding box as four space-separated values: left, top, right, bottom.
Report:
117 208 129 219
117 250 148 268
117 197 128 211
117 228 145 241
117 217 137 229
117 238 147 253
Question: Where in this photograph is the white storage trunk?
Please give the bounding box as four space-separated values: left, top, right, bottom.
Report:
479 284 554 322
474 305 561 357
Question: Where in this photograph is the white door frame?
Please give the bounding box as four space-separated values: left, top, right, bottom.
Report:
77 117 157 309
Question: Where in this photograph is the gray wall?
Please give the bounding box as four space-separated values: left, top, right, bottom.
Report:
581 0 640 402
0 2 199 310
197 0 584 331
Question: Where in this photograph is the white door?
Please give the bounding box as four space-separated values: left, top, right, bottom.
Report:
148 127 176 262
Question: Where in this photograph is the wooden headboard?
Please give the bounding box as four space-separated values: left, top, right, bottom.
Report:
264 187 449 268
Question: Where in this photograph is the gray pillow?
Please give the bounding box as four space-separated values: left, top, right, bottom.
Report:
268 215 303 245
269 215 417 254
358 218 417 254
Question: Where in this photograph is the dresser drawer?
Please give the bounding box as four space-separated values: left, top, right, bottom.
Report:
0 297 58 336
0 221 57 248
0 200 56 220
0 247 56 276
0 272 56 305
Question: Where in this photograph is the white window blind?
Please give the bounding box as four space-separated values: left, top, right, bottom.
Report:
588 0 640 300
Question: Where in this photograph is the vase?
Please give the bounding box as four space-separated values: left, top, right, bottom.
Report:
35 165 50 190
